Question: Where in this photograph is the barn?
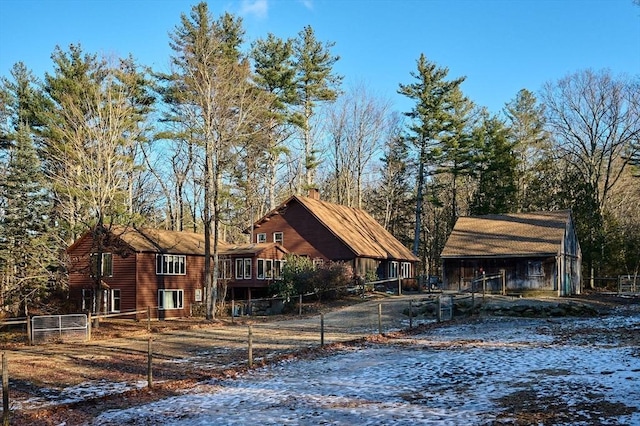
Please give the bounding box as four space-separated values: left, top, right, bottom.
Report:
440 210 581 296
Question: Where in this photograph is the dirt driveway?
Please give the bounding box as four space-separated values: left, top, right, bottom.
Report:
1 292 636 425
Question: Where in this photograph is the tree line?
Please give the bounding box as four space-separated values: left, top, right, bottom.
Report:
0 2 638 317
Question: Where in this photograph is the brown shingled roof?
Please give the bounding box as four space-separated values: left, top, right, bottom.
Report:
441 210 572 258
112 226 229 255
292 196 418 261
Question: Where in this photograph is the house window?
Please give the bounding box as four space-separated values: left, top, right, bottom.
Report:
218 259 232 279
111 289 121 312
82 289 94 312
235 258 252 279
195 289 202 302
257 259 276 280
388 261 399 278
313 258 324 268
256 233 267 243
273 232 283 244
400 262 411 279
156 254 186 275
158 289 184 310
90 253 113 277
274 259 284 279
528 261 543 277
244 258 252 279
235 259 244 279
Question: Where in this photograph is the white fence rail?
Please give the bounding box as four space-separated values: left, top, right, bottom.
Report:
31 314 88 344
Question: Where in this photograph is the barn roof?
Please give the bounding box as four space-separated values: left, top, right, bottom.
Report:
441 210 573 259
260 195 418 262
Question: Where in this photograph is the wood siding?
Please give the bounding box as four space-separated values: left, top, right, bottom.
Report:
253 201 354 261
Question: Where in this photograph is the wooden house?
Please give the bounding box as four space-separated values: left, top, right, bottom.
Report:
440 210 581 296
67 227 288 319
249 190 419 286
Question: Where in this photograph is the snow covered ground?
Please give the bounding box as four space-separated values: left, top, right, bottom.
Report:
91 308 640 426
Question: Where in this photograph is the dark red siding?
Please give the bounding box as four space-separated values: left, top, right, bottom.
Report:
253 201 354 261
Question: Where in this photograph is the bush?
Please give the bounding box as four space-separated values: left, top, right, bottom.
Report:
269 255 354 302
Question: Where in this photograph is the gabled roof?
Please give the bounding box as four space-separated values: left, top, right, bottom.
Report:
113 226 227 255
257 195 418 262
69 226 288 258
441 210 573 259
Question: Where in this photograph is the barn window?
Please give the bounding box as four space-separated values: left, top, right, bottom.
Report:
400 262 412 278
256 233 267 243
273 232 283 244
90 253 113 277
156 255 186 275
528 261 543 277
388 261 399 278
158 289 184 310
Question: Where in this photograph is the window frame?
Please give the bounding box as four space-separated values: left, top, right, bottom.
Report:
256 233 267 243
158 289 184 310
90 253 113 277
244 258 252 279
156 254 186 275
111 289 121 313
400 262 411 279
273 232 283 244
388 261 399 279
527 261 543 277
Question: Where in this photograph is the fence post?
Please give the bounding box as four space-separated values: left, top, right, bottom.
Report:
320 313 325 347
26 315 32 346
437 296 442 322
2 352 9 426
378 303 382 335
409 300 413 329
87 312 92 341
147 306 151 332
231 300 235 324
398 276 402 295
248 325 253 367
482 274 486 302
147 336 153 388
299 294 303 316
500 269 506 295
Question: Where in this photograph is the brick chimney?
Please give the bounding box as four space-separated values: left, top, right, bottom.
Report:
308 188 320 200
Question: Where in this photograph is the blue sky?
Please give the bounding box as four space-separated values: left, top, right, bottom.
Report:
0 0 638 115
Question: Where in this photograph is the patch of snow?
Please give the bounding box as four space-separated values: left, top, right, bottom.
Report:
93 313 640 425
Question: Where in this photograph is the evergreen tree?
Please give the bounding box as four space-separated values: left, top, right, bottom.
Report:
504 89 551 211
398 54 465 262
251 33 297 210
367 114 414 246
471 112 519 215
166 3 271 319
0 125 54 314
292 25 342 189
